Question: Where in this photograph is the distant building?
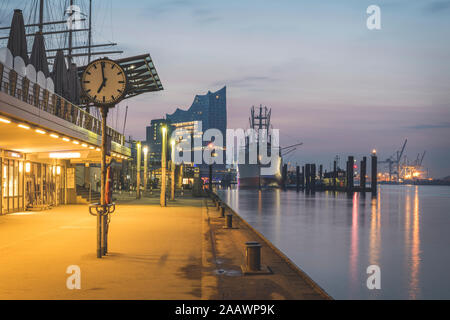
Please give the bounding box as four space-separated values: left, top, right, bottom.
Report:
145 118 168 164
166 86 227 145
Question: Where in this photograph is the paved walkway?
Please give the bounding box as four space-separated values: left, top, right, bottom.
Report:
0 194 328 299
0 196 204 299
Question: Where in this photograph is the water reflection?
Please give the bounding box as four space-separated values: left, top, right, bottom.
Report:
217 185 447 299
349 193 359 296
410 186 421 299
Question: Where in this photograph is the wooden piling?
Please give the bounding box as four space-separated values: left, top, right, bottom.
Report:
371 154 377 196
347 156 354 192
305 164 311 190
360 156 367 191
333 161 337 191
311 164 316 193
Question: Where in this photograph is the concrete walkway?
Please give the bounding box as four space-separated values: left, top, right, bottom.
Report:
0 194 328 299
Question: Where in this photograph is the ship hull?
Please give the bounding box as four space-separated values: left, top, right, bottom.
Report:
237 157 283 188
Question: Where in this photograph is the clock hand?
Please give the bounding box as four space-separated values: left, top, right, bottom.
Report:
101 61 106 82
97 80 106 93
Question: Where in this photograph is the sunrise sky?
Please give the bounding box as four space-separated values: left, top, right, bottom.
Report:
63 0 450 177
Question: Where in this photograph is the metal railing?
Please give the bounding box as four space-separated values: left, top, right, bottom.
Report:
0 62 125 146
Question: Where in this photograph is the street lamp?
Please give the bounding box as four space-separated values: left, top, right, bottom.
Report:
160 126 167 206
136 141 141 199
208 142 215 192
170 140 175 200
143 145 148 195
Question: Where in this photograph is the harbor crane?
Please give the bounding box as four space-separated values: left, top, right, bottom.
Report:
379 139 407 182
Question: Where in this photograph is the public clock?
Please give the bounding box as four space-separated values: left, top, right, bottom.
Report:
81 58 127 106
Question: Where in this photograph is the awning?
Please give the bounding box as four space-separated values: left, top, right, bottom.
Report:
78 53 163 100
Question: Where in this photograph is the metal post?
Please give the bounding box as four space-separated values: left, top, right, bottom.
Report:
226 213 233 228
136 141 141 199
160 126 167 206
246 241 261 271
371 153 377 196
98 106 108 259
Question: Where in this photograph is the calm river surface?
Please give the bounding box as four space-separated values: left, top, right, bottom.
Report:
217 185 450 299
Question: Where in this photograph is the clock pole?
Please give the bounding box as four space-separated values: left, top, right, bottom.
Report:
99 106 109 258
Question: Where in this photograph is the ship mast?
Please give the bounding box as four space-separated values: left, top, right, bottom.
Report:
39 0 44 33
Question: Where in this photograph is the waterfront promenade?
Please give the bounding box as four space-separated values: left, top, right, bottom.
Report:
0 194 328 299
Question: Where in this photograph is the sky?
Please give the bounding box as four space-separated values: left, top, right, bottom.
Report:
95 0 449 177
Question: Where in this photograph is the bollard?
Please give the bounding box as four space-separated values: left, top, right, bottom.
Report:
221 206 225 217
217 201 221 211
226 213 233 228
245 241 261 271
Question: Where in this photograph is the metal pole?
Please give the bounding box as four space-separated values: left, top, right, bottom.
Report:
98 106 108 258
160 127 167 206
68 0 74 64
170 161 175 200
136 141 141 199
88 0 92 63
143 147 148 196
39 0 44 33
209 164 212 192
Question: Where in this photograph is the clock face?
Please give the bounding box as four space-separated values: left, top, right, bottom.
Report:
81 58 127 105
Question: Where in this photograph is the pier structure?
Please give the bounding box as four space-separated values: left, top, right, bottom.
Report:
285 152 378 195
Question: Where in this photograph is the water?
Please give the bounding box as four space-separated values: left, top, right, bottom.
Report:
217 185 450 299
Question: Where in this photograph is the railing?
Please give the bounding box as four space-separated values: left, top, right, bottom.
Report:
0 62 125 146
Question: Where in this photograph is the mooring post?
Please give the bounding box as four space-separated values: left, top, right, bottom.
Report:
311 164 316 193
347 156 354 192
282 163 288 190
371 152 377 196
333 160 337 191
360 156 367 192
296 165 300 192
245 241 261 271
221 205 225 217
301 166 305 189
319 164 323 183
305 164 311 191
226 213 233 228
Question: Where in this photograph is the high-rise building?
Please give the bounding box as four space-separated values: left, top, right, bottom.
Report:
166 86 227 144
145 118 168 164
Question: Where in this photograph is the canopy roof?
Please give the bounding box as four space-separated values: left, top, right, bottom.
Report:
78 53 163 101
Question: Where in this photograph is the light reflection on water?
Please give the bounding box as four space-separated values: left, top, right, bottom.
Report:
217 185 450 299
